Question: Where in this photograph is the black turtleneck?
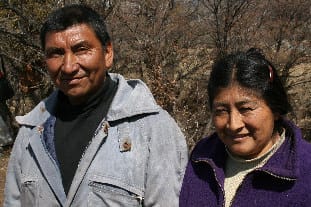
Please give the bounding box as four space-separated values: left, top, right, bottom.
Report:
54 74 117 195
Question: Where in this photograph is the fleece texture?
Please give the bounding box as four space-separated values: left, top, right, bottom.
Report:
180 119 311 207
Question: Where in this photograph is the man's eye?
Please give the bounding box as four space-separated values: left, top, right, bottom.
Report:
74 46 89 54
77 47 87 51
45 49 64 58
46 53 61 58
239 107 252 113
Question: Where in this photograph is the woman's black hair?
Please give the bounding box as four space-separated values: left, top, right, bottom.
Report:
40 4 110 50
208 48 291 116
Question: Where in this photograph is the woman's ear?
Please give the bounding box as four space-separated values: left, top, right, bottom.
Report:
273 112 280 121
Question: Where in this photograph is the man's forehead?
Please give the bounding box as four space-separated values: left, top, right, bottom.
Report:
44 24 97 45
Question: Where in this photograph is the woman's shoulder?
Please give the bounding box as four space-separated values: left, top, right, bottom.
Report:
298 138 311 156
194 133 219 149
190 133 226 161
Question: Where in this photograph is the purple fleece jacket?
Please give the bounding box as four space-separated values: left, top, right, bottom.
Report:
179 120 311 207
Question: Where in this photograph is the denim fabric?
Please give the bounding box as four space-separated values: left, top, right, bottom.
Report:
4 73 188 207
43 116 58 165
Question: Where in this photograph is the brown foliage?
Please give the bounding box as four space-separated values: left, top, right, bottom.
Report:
0 0 310 145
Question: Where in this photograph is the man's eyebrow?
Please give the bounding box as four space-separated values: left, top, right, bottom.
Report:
71 41 92 49
44 47 64 55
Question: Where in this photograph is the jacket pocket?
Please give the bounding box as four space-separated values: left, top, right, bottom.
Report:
87 176 143 207
20 178 39 207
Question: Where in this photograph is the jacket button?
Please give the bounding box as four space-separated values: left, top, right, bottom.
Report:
102 122 110 134
120 138 131 152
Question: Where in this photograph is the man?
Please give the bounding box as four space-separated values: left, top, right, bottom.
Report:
4 4 188 206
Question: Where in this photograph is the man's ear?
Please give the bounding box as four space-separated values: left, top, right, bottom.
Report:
104 42 113 68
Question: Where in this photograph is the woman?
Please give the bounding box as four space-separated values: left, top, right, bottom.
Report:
179 48 311 207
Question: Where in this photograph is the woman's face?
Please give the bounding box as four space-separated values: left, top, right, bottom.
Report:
212 84 279 159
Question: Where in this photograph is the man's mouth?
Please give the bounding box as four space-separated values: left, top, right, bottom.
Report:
231 133 250 140
61 76 85 84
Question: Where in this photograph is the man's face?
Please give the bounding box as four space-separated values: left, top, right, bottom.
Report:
44 24 113 105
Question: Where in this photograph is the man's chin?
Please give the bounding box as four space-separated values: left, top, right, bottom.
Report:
62 90 88 105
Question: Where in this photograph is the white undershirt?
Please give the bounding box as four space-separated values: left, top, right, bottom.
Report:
224 130 286 207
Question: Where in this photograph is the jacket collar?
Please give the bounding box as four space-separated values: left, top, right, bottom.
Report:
15 91 57 127
106 73 161 121
259 119 300 180
191 119 301 180
16 73 161 127
191 133 227 169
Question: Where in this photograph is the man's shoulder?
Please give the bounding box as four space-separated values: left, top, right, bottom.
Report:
15 91 57 127
107 73 161 121
136 108 177 126
109 73 153 92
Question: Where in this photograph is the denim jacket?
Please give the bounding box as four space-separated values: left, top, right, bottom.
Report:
4 73 188 207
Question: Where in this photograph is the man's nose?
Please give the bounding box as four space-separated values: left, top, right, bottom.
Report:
62 53 78 74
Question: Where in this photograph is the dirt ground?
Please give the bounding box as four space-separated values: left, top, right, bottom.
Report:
0 146 11 206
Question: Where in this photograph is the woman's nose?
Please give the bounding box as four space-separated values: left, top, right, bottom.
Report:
227 110 244 131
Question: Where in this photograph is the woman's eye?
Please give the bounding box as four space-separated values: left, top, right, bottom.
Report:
214 108 228 115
